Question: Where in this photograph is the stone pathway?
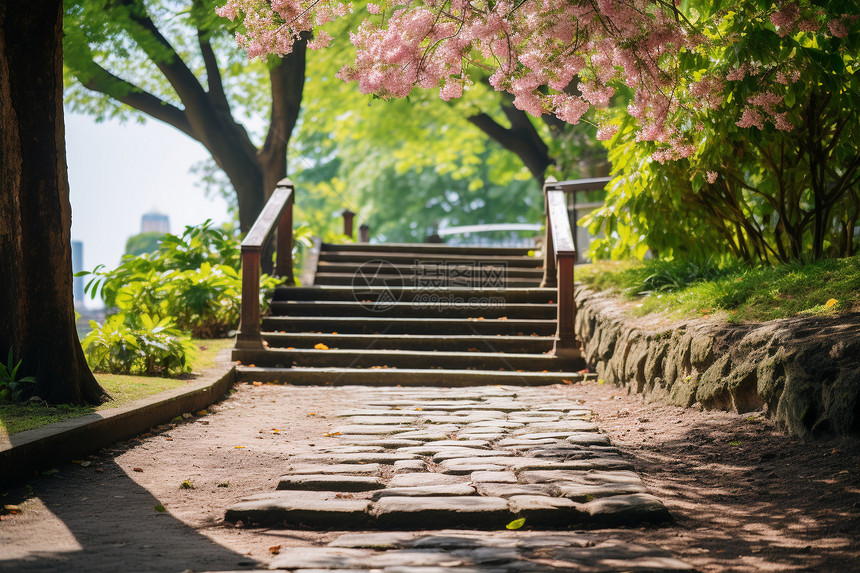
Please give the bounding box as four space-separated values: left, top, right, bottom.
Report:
222 386 690 571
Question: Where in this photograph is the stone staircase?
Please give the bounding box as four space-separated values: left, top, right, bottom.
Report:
233 242 589 386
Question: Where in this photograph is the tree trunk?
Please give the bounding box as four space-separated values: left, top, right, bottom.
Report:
0 0 106 404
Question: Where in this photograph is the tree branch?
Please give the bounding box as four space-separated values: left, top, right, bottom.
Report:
79 62 194 139
198 29 230 112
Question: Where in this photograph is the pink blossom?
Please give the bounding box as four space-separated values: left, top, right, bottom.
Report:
736 108 764 130
367 3 381 14
308 30 333 50
827 18 849 38
552 95 589 124
706 171 718 184
596 124 619 141
770 3 799 37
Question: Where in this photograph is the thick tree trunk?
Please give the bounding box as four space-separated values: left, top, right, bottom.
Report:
0 0 106 404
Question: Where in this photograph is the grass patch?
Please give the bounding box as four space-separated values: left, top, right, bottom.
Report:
576 255 860 322
0 338 234 436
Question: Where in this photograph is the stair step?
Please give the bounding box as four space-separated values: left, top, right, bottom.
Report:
272 287 555 304
261 316 557 336
321 242 535 256
233 348 574 371
318 251 542 267
316 261 545 278
262 333 555 353
268 301 556 320
235 367 588 386
313 274 541 288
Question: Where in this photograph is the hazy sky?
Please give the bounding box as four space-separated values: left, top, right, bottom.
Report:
66 111 232 284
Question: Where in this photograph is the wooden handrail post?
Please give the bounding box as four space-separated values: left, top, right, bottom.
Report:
275 183 295 284
342 209 356 239
236 247 262 349
553 252 579 359
541 177 557 288
235 179 295 351
359 223 370 243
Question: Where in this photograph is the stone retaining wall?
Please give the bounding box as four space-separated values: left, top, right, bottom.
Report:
574 287 860 436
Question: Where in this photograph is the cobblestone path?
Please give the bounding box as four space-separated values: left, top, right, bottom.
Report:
222 386 692 572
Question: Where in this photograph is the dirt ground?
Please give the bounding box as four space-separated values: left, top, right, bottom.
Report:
1 373 859 572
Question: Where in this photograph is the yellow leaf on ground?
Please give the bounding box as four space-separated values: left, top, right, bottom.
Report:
825 298 838 308
314 343 330 350
252 381 263 386
506 518 526 530
269 545 282 555
234 445 245 449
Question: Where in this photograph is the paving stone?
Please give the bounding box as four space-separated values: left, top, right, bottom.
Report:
510 457 636 471
546 540 694 571
507 495 585 527
565 432 612 446
341 438 424 449
322 446 386 454
345 416 421 425
225 493 372 528
333 425 412 435
451 432 504 441
424 439 491 448
439 457 521 472
525 446 612 459
372 497 513 529
451 411 508 419
441 463 509 475
433 448 510 462
298 453 419 464
474 483 555 498
396 430 459 440
582 493 671 526
514 432 597 440
392 459 427 473
468 421 524 429
469 471 517 483
288 463 382 476
272 547 523 570
372 484 477 499
496 437 559 447
277 475 386 492
329 531 594 550
554 483 648 501
517 421 600 432
388 473 467 488
399 444 491 456
338 409 419 417
519 470 644 486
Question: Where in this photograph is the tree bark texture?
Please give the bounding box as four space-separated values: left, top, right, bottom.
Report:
0 0 106 404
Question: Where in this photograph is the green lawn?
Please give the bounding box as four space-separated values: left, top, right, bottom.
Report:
576 255 860 322
0 338 234 436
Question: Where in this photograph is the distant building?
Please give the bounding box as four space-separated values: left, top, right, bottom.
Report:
141 210 170 234
71 240 85 309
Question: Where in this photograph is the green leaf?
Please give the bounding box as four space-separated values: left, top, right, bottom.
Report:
506 518 526 530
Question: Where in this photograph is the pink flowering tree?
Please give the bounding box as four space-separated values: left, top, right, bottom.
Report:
218 0 859 261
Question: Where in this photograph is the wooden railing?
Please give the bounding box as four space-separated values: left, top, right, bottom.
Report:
542 176 610 359
236 179 295 350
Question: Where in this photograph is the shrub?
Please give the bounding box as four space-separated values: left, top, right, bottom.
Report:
82 314 196 376
0 348 36 402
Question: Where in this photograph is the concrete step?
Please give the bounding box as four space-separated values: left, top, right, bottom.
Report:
318 251 543 267
262 333 555 353
235 367 589 386
233 348 574 371
271 286 556 304
268 301 556 320
321 242 535 256
313 273 541 288
261 316 556 336
316 261 545 278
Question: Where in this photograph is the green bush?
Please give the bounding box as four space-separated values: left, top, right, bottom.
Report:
82 314 196 376
0 348 36 402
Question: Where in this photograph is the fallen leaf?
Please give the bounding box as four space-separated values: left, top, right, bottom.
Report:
166 437 173 441
80 461 91 467
196 410 208 416
235 445 246 449
154 504 166 513
307 412 318 416
71 460 83 464
562 379 573 385
269 545 282 555
133 467 143 473
2 505 21 515
506 518 526 530
499 316 508 320
314 343 330 350
217 482 230 487
324 431 342 437
825 298 838 309
331 332 338 335
180 479 194 489
252 381 263 386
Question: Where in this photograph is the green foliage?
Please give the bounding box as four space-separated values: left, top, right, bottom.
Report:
577 254 860 322
587 0 860 264
125 231 166 256
81 314 196 376
80 220 267 338
0 348 37 402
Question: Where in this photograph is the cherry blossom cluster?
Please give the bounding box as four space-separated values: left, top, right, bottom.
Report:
217 0 857 161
